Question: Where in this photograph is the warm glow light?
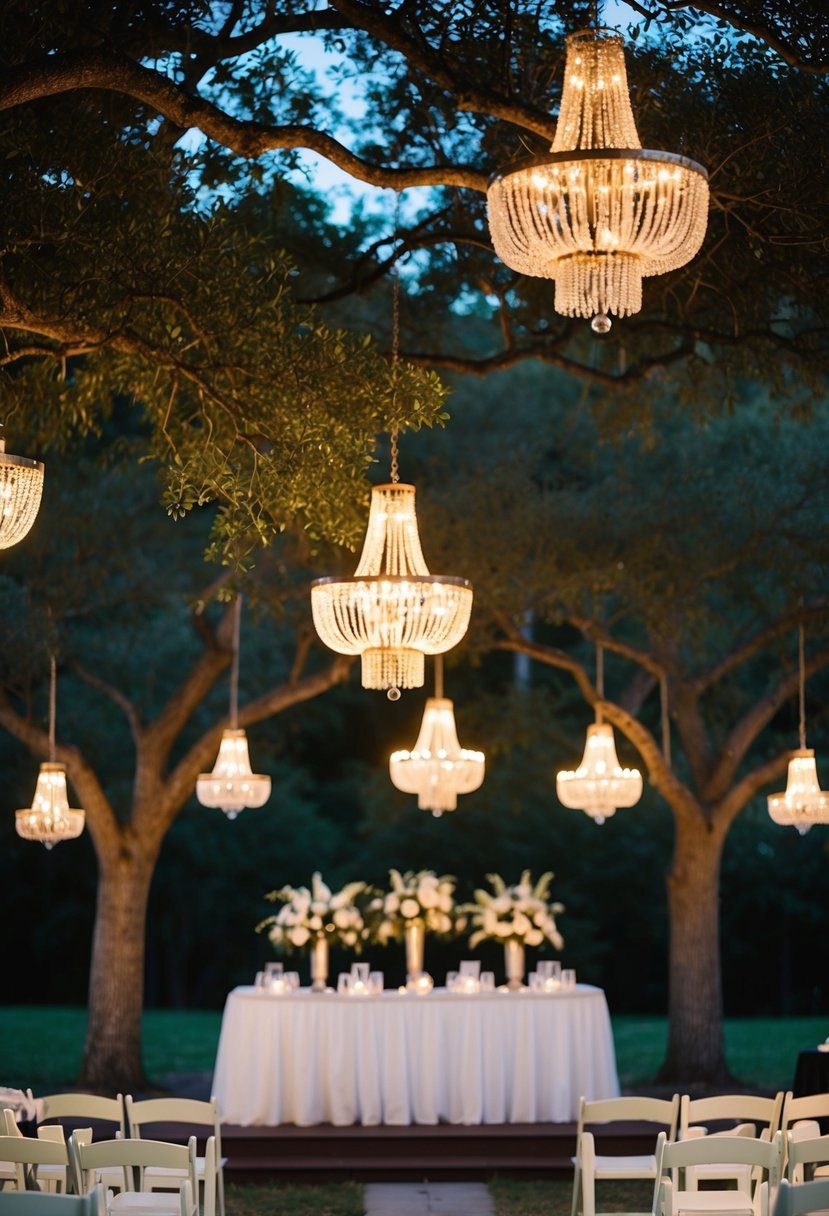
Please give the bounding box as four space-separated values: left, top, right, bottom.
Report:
311 484 473 694
767 750 829 836
15 763 85 848
487 29 709 323
196 728 271 819
0 437 44 549
556 723 642 824
390 697 485 815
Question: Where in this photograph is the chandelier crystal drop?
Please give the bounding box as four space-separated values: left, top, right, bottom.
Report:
389 658 484 815
196 595 271 819
311 483 473 696
556 722 642 824
767 625 829 834
15 657 85 848
0 436 44 549
487 29 709 325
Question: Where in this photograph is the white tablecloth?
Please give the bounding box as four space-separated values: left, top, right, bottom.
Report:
212 983 619 1127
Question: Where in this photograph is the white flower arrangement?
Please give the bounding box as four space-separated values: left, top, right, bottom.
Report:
258 871 370 953
368 868 459 943
466 870 564 950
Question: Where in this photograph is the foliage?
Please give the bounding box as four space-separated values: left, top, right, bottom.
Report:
226 1183 364 1216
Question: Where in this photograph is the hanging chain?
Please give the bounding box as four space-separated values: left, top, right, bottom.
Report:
798 622 806 750
660 674 672 768
230 593 242 729
389 192 401 483
49 653 56 763
595 642 604 724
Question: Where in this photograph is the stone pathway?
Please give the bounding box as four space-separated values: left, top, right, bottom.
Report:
364 1183 495 1216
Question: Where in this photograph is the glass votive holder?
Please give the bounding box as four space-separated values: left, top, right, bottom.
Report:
537 960 561 983
459 960 481 979
445 970 459 992
255 971 266 989
286 971 300 991
337 973 351 994
561 968 577 991
528 971 540 991
369 971 384 994
480 971 495 992
351 962 370 986
265 961 284 982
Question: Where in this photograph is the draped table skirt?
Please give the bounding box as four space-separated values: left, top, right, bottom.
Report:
212 983 619 1127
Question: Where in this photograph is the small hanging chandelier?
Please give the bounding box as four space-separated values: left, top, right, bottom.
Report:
0 434 44 549
487 27 709 331
311 213 472 699
556 644 642 823
389 655 485 816
15 656 85 848
767 625 829 835
196 595 271 819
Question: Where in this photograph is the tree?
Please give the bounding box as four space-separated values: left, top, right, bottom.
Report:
0 431 370 1090
419 369 829 1083
0 1 827 409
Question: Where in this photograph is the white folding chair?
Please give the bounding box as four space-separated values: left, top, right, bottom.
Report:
37 1100 124 1140
124 1099 223 1216
782 1095 829 1179
679 1094 785 1191
0 1183 106 1216
571 1094 681 1216
786 1135 829 1185
653 1129 783 1216
1 1111 87 1195
774 1177 829 1216
70 1137 197 1216
0 1139 71 1197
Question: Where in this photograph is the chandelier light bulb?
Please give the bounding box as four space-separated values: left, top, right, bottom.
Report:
15 762 85 849
556 722 642 824
390 696 485 816
487 29 709 324
0 436 45 549
311 484 473 694
196 728 271 819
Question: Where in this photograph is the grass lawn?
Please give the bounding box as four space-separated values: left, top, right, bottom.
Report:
0 1005 823 1092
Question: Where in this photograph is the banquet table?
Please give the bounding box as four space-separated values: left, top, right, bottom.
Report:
212 983 619 1127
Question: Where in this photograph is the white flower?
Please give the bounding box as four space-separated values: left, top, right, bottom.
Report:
309 914 323 931
310 901 328 916
491 895 511 914
289 926 310 947
437 892 453 913
333 908 351 929
525 929 544 947
418 885 439 909
385 893 400 914
494 921 512 938
400 898 421 920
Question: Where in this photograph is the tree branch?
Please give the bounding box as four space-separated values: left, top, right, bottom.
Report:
0 48 488 192
71 661 142 745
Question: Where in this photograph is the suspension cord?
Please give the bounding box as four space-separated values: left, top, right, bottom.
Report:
390 193 401 483
49 654 56 763
798 623 806 750
595 643 604 724
230 593 242 729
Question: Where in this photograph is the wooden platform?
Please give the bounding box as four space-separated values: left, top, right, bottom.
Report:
220 1119 656 1183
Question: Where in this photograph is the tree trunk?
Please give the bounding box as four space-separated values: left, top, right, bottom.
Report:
658 807 732 1086
77 835 158 1092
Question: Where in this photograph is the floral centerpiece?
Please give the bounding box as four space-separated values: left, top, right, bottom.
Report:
466 871 564 990
257 871 369 991
368 869 460 985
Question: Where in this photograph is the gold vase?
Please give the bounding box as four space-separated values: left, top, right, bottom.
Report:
310 933 329 992
503 938 526 990
404 919 426 978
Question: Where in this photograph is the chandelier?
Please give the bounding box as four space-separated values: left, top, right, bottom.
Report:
389 656 484 816
767 625 829 835
311 218 472 699
487 28 709 331
556 645 642 823
15 657 85 848
0 435 44 549
196 595 271 819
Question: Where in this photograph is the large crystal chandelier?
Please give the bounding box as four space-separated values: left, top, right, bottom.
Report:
556 645 642 823
390 656 484 816
311 225 472 698
767 625 829 835
15 657 85 848
0 435 44 549
487 28 709 331
196 596 271 819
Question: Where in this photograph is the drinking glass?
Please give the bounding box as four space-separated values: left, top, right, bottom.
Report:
445 970 459 992
459 960 481 979
369 971 384 994
351 962 370 985
337 973 351 994
561 968 577 990
480 971 495 992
